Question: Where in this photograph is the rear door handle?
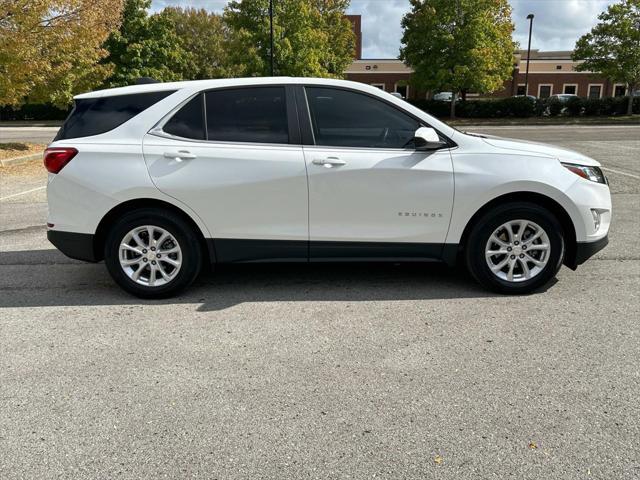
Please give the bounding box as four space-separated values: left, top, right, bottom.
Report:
312 157 347 168
163 150 197 162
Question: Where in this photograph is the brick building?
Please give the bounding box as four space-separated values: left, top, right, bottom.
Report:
343 15 630 100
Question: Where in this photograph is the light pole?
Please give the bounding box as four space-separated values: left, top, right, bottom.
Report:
524 13 534 96
269 0 274 76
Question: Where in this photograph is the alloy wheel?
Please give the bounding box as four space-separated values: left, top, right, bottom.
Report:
118 225 182 287
485 219 551 283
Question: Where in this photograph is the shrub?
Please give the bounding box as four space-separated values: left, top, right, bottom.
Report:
565 96 584 116
500 96 536 117
408 95 636 118
545 97 563 116
0 104 71 121
583 98 604 116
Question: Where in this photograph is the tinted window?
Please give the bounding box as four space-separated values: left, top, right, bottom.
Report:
205 87 288 144
305 87 420 148
55 91 175 140
163 94 205 140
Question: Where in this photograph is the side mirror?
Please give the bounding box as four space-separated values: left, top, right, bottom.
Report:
413 127 447 150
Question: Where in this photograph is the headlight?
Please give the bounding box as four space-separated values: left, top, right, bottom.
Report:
561 163 607 184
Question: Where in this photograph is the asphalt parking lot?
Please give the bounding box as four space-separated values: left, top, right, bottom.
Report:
1 125 638 479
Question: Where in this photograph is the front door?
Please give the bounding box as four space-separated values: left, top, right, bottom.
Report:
301 86 454 259
143 86 309 262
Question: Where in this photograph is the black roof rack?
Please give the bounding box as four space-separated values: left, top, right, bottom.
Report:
135 77 159 85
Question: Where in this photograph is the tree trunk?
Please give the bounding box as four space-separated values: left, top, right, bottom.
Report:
461 89 467 102
450 92 457 119
627 84 635 115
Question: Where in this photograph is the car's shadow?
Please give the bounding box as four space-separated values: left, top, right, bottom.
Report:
0 249 556 311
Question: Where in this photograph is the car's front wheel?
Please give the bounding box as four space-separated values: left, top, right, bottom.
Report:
104 209 202 298
465 202 565 294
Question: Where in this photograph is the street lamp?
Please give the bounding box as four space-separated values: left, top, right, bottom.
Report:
524 13 534 96
269 0 274 76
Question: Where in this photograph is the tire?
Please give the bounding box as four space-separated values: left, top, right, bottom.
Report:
104 208 203 299
465 202 565 294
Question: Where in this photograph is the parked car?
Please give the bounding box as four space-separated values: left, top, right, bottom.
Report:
513 94 537 102
46 78 611 298
389 92 405 100
433 91 453 101
548 93 579 103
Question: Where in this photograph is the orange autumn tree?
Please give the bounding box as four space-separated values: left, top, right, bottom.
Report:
0 0 123 107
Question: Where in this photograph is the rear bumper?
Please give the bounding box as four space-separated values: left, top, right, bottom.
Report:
567 234 608 269
47 230 99 262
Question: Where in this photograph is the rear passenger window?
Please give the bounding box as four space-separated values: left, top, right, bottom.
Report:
163 94 205 140
55 91 175 140
205 87 288 144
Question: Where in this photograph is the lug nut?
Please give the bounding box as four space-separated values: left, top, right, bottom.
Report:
151 260 156 265
522 245 527 250
151 247 156 251
514 241 519 245
510 255 516 259
520 254 525 258
142 249 147 254
143 257 148 262
507 246 512 251
157 254 161 258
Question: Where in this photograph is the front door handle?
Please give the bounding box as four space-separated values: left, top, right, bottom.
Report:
312 157 347 168
163 150 197 162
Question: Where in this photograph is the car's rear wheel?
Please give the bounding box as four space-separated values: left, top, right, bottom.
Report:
104 208 202 298
465 202 565 294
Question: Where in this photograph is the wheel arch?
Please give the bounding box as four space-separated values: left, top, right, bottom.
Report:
448 191 578 269
93 198 214 263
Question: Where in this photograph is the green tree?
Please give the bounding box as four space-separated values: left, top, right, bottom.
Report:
158 7 235 80
573 0 640 115
223 0 355 78
102 0 189 87
399 0 516 117
0 0 123 107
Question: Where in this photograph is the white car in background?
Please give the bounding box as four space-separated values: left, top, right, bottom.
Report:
45 77 610 298
433 91 454 101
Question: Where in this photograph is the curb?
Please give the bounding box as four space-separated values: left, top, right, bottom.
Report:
0 152 43 167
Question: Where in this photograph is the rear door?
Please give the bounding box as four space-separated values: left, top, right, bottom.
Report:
299 86 454 260
143 86 309 262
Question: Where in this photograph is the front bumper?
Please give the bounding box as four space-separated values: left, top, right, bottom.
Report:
48 230 99 262
566 234 608 270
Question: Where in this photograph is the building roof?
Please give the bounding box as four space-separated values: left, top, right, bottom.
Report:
518 49 574 60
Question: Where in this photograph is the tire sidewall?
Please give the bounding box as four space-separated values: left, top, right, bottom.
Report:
104 209 202 298
466 203 565 294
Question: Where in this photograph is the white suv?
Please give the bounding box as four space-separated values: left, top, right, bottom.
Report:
45 77 611 298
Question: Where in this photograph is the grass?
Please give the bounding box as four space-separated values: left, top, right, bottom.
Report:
0 142 46 162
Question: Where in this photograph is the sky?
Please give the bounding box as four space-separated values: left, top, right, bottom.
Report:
150 0 617 59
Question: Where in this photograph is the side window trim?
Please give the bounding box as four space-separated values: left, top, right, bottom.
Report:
300 85 455 150
201 92 208 141
293 85 315 146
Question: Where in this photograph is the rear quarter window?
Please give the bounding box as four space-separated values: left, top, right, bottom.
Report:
55 90 176 140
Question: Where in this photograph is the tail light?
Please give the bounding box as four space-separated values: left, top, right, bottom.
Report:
44 147 78 174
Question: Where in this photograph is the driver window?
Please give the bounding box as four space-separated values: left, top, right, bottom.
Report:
305 87 420 149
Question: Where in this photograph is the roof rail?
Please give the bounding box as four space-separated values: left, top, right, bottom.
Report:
135 77 160 85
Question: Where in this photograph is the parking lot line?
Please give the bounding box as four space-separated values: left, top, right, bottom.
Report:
601 166 640 180
0 185 46 201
